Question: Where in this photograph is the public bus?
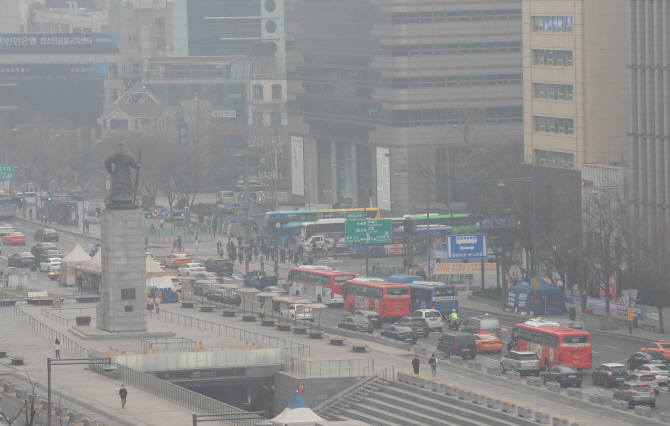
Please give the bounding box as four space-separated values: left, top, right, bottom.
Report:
298 219 346 245
510 319 593 370
264 208 380 247
402 280 458 315
0 193 18 220
286 266 356 305
403 213 476 234
342 278 411 319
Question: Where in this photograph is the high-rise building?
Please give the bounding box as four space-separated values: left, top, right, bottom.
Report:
522 0 629 171
286 0 523 214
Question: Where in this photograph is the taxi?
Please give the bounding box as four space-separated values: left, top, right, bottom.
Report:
473 333 503 353
163 253 192 268
641 342 670 361
3 231 26 245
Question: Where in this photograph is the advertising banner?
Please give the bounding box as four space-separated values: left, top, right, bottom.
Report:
434 262 497 275
290 136 304 196
0 64 107 76
0 33 118 50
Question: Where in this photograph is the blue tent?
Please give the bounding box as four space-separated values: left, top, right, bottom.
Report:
507 278 564 315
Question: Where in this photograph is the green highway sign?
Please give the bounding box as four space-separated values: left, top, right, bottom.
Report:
0 165 14 181
344 212 365 220
345 219 393 244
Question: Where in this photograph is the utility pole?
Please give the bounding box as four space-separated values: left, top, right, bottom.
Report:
244 148 250 272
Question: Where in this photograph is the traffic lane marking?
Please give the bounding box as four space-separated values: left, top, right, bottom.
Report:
604 345 618 349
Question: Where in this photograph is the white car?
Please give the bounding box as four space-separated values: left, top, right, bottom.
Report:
411 309 444 331
634 364 670 386
281 303 314 322
178 263 207 274
40 258 61 272
0 225 14 237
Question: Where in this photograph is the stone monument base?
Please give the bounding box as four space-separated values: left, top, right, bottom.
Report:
69 325 175 341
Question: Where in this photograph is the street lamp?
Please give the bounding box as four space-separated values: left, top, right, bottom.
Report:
47 357 116 426
444 124 459 216
498 177 537 280
590 185 632 334
235 145 254 272
395 166 432 280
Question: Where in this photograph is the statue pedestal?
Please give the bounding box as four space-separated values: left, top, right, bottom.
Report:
96 209 147 332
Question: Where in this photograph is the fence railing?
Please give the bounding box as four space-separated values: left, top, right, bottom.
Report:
146 226 215 237
6 306 90 358
284 354 374 378
158 310 310 357
313 364 394 419
41 307 97 325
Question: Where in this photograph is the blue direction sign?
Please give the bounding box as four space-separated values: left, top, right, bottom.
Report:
431 249 449 259
446 234 487 260
159 208 169 218
225 203 242 209
229 218 244 224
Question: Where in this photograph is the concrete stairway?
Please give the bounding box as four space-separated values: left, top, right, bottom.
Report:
331 381 537 426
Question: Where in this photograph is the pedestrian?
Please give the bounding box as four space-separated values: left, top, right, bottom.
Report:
259 304 265 320
312 240 317 256
412 355 420 375
280 246 286 263
75 212 80 228
172 240 177 252
237 235 242 248
96 204 101 218
29 208 32 220
84 219 90 234
147 296 154 311
177 236 182 252
274 264 279 276
217 240 222 251
218 246 224 258
372 263 377 276
159 217 164 229
54 338 61 358
118 385 128 409
195 236 200 251
293 251 299 265
238 250 243 264
429 353 437 380
254 246 259 260
260 256 265 271
403 258 408 273
154 296 160 315
308 255 313 265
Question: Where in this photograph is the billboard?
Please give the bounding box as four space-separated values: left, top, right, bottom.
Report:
291 136 304 196
0 34 118 50
0 64 107 76
375 147 391 211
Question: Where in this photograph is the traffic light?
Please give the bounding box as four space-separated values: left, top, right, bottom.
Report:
180 212 185 217
146 213 152 219
403 218 414 234
47 197 52 201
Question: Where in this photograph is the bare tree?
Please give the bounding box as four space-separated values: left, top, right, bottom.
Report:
0 376 44 426
636 219 670 333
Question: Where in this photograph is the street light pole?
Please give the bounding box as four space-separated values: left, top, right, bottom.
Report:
244 147 250 272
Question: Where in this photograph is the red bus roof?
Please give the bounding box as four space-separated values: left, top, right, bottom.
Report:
291 266 355 276
516 321 590 336
346 278 409 288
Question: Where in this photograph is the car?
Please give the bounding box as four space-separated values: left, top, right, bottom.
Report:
3 232 26 245
207 289 241 305
381 326 417 344
641 342 670 361
90 243 101 257
627 351 667 370
155 261 167 271
0 225 14 236
177 263 207 274
33 228 59 242
204 258 234 276
473 333 503 353
500 350 541 376
266 286 288 297
625 372 660 395
592 363 629 387
34 242 58 251
40 250 63 261
411 309 444 332
244 270 266 287
438 332 477 359
613 384 656 408
170 277 183 293
396 316 430 338
7 252 35 267
540 365 583 387
192 282 219 296
353 310 383 328
217 190 236 204
164 253 193 268
338 317 374 333
191 272 224 282
39 258 61 272
281 303 314 322
634 364 670 386
460 315 502 338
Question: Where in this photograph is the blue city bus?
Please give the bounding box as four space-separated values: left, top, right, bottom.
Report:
397 280 458 316
0 193 18 220
387 274 425 285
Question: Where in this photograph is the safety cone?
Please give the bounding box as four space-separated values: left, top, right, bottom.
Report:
52 300 55 308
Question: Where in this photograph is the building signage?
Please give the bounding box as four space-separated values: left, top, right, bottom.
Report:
177 123 188 145
446 234 487 259
0 33 118 50
434 262 497 275
212 110 237 118
0 64 107 76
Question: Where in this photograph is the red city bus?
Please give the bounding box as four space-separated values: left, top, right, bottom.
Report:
510 319 592 369
342 278 411 319
286 265 356 305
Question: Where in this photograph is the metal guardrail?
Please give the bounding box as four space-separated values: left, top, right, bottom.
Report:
146 226 215 237
157 310 310 357
192 412 265 425
6 306 90 358
284 354 374 378
313 364 394 419
41 307 97 325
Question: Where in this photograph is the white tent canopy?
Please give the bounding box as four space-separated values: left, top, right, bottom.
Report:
74 248 102 274
61 243 89 263
271 391 325 425
146 255 164 274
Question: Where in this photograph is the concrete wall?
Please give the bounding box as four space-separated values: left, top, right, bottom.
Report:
114 348 283 371
273 371 362 416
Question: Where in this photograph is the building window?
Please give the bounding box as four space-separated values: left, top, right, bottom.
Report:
141 118 150 130
534 116 574 135
441 73 523 88
253 85 264 100
271 84 282 100
535 149 575 169
110 119 128 130
392 8 521 24
392 106 523 127
533 16 573 32
271 112 282 126
73 28 82 33
534 83 573 100
33 23 41 32
389 41 521 57
253 112 264 126
533 50 573 67
61 24 69 33
83 28 92 33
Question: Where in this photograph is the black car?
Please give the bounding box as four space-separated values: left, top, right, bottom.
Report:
204 258 234 276
243 270 266 287
381 326 417 344
338 317 375 333
592 363 629 387
8 252 36 267
540 365 583 388
33 242 58 251
437 332 477 359
33 228 59 242
353 310 383 328
207 289 241 306
396 316 430 338
40 250 63 261
627 351 668 370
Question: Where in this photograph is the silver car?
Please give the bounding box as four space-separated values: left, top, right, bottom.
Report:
500 350 541 376
625 372 660 395
634 364 670 387
613 383 655 408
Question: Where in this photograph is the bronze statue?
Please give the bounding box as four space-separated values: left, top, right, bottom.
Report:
104 142 141 210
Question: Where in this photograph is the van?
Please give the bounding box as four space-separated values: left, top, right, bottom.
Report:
461 315 502 338
411 309 444 332
217 191 236 204
437 332 477 359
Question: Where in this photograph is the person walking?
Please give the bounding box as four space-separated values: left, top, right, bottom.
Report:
372 263 377 276
280 246 286 263
259 305 265 320
176 236 182 252
54 338 61 358
312 240 317 258
412 355 420 375
29 208 32 220
260 256 265 271
237 235 242 248
195 236 200 251
254 246 259 261
75 212 80 228
429 353 438 380
293 251 299 266
147 296 154 312
154 296 160 315
84 219 90 234
118 385 128 409
238 250 243 264
159 217 165 229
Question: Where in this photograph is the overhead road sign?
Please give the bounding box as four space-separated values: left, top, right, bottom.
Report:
230 218 244 224
345 219 392 244
344 212 365 220
446 234 487 259
0 165 14 181
225 203 242 209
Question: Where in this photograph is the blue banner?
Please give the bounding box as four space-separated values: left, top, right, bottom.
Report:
564 294 581 305
0 64 107 76
0 33 118 50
